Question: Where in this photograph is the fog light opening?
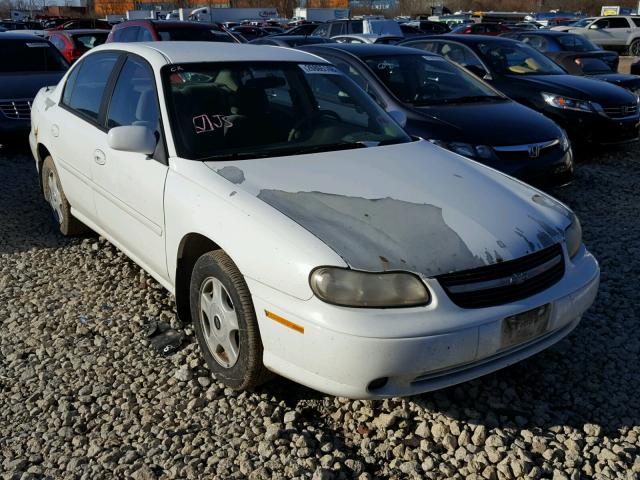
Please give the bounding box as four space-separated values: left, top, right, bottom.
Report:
368 377 389 391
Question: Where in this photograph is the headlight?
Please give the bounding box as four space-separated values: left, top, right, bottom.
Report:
429 140 495 160
541 92 594 113
309 267 430 308
564 214 582 258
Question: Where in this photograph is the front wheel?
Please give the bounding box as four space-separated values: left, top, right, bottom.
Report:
190 250 271 390
629 39 640 56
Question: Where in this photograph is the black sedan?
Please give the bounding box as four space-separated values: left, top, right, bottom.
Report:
399 35 640 145
227 26 269 42
501 30 619 71
299 44 573 186
249 35 335 47
501 30 640 94
0 33 68 143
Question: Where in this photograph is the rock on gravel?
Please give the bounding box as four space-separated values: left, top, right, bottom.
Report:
1 144 639 479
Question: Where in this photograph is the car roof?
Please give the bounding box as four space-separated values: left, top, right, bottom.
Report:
406 34 518 46
91 41 329 66
0 32 49 40
302 43 439 57
505 30 581 37
50 29 110 36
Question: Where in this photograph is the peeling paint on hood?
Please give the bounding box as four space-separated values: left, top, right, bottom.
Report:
257 191 485 275
206 140 571 277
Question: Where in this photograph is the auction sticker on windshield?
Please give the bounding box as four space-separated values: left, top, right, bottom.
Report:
299 64 341 74
501 304 551 349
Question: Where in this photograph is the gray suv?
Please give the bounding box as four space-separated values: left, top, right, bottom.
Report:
557 16 640 54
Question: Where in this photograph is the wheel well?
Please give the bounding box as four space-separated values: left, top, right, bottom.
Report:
36 144 50 190
175 233 221 323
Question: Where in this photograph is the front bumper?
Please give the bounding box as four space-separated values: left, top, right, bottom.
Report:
487 147 574 187
554 109 640 145
0 115 30 142
248 246 599 399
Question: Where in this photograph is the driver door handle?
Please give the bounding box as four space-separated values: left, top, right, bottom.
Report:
94 149 106 165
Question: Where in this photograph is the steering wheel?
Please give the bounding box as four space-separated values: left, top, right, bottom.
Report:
414 82 441 102
288 110 341 141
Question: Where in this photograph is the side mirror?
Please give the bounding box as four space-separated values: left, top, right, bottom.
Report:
388 110 407 128
107 125 156 155
589 24 600 30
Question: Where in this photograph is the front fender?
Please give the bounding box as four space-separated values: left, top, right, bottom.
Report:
164 158 347 301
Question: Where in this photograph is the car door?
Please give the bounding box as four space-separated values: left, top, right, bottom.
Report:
50 51 122 223
91 54 169 278
607 17 634 45
585 18 623 46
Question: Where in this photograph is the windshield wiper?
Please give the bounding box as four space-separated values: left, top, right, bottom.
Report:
199 142 369 161
444 95 505 104
281 141 371 156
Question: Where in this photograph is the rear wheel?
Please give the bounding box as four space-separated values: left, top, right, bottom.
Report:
190 250 271 390
629 39 640 56
41 156 87 236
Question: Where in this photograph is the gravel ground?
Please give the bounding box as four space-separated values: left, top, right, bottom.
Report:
1 143 639 480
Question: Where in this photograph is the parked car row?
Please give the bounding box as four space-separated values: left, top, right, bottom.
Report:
3 28 640 184
27 41 600 399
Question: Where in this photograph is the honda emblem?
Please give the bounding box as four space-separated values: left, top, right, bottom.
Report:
528 145 541 158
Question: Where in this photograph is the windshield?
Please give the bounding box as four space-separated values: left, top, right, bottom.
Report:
569 18 593 27
556 33 600 52
163 62 411 160
158 28 235 42
363 54 501 106
478 43 566 75
0 40 68 72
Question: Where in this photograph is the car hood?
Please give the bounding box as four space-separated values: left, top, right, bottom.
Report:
0 72 65 100
414 100 560 146
205 140 572 277
505 74 636 104
588 72 640 89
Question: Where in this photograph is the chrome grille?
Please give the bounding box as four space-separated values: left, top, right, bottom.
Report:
0 99 32 120
493 139 560 161
437 244 565 309
601 103 638 119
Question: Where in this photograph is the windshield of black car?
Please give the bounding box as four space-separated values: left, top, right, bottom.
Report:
478 43 566 75
163 62 411 160
556 34 600 52
363 54 501 106
0 40 68 72
157 28 236 42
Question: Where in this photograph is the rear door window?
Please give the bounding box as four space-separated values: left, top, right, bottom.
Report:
607 17 631 28
63 52 120 122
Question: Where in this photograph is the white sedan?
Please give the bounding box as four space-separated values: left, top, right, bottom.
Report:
30 42 599 399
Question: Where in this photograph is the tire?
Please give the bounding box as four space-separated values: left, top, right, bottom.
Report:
629 39 640 56
190 250 271 390
41 156 87 236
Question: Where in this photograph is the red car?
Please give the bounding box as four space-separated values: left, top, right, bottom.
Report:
452 22 511 36
46 29 109 63
106 20 237 43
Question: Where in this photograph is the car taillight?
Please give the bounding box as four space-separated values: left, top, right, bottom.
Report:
69 48 84 60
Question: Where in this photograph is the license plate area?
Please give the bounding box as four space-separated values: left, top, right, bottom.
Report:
501 304 551 349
